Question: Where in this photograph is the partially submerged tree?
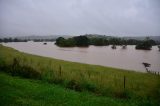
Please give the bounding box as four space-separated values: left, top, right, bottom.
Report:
73 36 89 47
55 36 89 47
111 45 116 49
122 45 127 49
158 45 160 51
135 37 155 50
55 37 66 47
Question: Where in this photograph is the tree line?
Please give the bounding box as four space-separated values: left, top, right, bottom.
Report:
0 36 159 50
0 38 56 43
0 38 27 42
55 36 159 50
55 36 89 47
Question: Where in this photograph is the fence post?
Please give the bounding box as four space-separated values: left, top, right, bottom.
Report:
88 72 90 78
124 76 126 89
59 65 61 77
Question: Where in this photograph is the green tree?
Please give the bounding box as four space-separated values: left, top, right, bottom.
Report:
158 45 160 51
55 37 66 47
135 37 153 50
73 36 89 47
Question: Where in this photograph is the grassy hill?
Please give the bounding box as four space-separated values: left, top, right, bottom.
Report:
0 44 160 105
0 72 146 106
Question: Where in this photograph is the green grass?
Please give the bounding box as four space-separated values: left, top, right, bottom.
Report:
0 44 160 105
0 72 158 106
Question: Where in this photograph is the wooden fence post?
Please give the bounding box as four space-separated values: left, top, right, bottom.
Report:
124 76 126 89
59 65 61 76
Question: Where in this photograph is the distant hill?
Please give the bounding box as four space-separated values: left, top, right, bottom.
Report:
83 34 112 39
122 36 160 42
0 35 72 41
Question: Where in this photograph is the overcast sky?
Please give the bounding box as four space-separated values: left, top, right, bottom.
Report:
0 0 160 37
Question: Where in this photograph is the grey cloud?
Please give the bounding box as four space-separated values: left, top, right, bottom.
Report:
0 0 160 36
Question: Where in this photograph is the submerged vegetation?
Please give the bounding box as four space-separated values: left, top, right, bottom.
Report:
158 45 160 51
0 35 158 50
111 45 116 49
55 35 158 50
55 36 89 47
0 44 160 105
135 37 156 50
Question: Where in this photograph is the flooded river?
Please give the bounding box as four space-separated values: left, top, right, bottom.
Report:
3 42 160 72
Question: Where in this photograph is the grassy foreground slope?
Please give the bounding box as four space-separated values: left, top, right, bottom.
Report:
0 72 142 106
0 44 160 105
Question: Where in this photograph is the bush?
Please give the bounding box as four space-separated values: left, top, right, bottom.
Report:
66 80 82 92
0 58 41 79
55 36 89 47
135 38 153 50
113 90 130 99
81 81 97 92
135 43 152 50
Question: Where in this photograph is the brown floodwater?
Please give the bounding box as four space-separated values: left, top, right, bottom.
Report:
2 41 160 72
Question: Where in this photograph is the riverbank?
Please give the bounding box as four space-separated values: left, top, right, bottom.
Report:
3 42 160 72
0 44 160 105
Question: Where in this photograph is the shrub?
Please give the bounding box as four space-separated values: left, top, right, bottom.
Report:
0 58 41 79
66 80 82 92
81 81 97 92
113 90 130 99
135 38 153 50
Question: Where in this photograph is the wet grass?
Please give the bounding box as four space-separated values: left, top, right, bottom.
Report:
1 72 156 106
0 44 160 105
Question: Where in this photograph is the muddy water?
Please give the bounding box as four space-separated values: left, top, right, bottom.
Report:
3 42 160 72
